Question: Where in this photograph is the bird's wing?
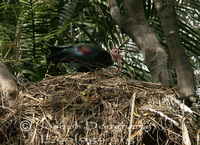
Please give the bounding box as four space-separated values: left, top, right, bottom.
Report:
48 46 74 52
75 46 95 56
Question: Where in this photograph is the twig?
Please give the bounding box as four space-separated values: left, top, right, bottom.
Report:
150 118 182 138
197 130 200 145
128 93 136 145
23 93 42 103
0 106 15 113
182 117 191 145
166 95 193 114
142 106 179 126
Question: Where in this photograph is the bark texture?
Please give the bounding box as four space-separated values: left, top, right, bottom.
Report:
108 0 173 86
154 0 196 99
0 58 18 107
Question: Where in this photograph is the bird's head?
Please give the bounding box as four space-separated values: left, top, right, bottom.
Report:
110 47 122 71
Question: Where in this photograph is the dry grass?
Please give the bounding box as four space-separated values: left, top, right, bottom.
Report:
0 68 199 145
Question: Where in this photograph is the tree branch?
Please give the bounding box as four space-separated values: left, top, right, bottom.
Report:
154 0 195 98
0 58 18 106
124 0 144 18
108 0 173 86
108 0 124 28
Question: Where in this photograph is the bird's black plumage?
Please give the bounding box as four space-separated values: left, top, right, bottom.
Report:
47 44 113 72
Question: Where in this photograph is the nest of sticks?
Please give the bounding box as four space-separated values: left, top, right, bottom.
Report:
0 68 199 145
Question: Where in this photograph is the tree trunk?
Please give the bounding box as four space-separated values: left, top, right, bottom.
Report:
108 0 173 86
154 0 196 99
0 58 18 107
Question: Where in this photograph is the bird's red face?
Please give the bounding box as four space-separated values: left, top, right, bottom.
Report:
110 47 122 71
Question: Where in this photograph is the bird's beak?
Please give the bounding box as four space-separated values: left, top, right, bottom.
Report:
116 54 122 72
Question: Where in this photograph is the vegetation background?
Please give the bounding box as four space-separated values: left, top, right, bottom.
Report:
0 0 199 84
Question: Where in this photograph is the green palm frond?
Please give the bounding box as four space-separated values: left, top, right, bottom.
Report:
177 1 200 56
0 1 19 53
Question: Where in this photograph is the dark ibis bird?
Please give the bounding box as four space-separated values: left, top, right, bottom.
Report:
47 44 121 72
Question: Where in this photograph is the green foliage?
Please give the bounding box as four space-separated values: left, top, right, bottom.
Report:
177 1 200 56
0 0 58 82
0 0 199 82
